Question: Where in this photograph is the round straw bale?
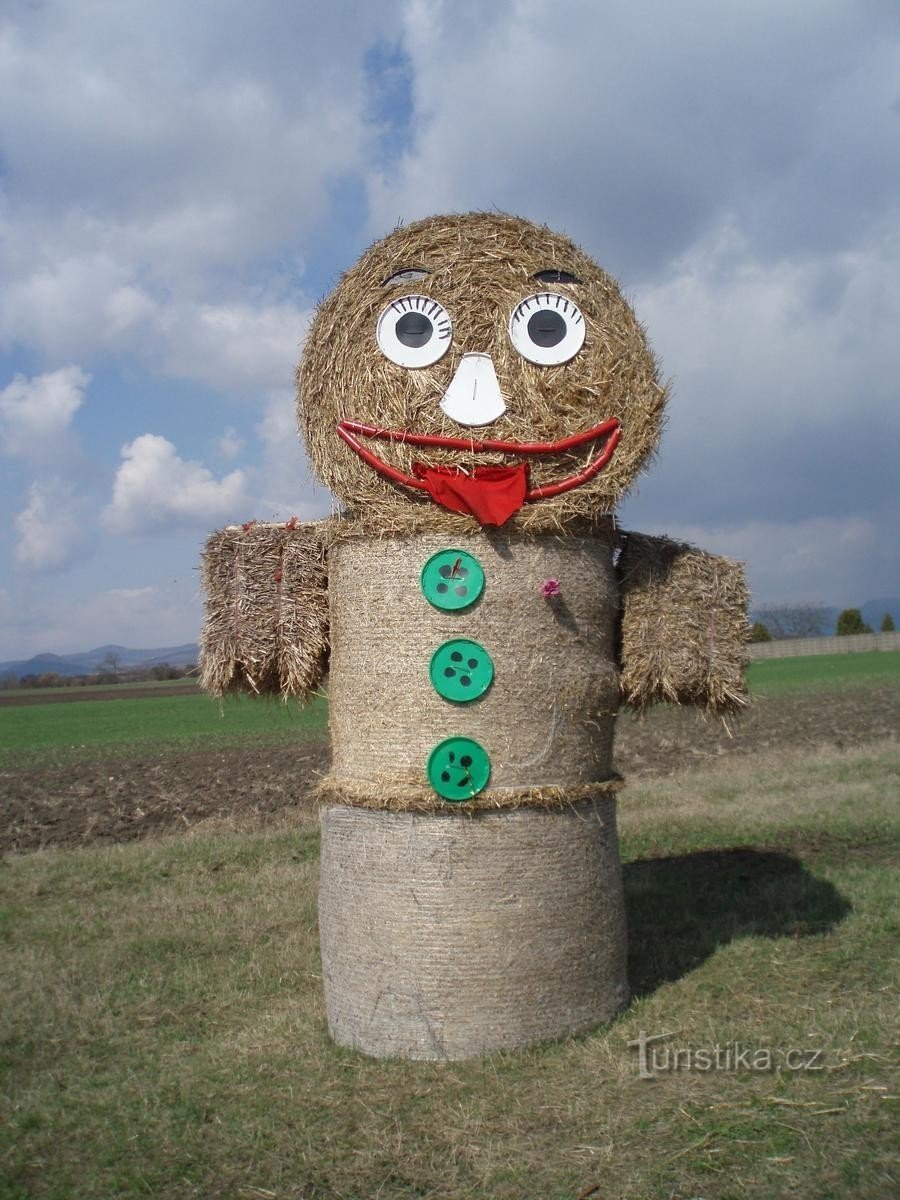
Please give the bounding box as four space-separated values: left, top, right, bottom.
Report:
297 212 665 533
318 796 628 1059
324 529 621 810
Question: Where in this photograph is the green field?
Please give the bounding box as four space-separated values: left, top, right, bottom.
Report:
0 692 328 755
746 649 900 696
2 651 897 757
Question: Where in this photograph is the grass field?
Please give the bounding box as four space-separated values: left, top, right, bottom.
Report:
1 651 897 758
0 692 328 755
745 650 900 696
0 654 897 1198
0 677 199 700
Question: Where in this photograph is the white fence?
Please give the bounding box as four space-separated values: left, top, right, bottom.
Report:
747 631 900 660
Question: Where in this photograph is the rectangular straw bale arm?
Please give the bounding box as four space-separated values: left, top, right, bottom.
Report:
200 520 329 700
617 531 749 714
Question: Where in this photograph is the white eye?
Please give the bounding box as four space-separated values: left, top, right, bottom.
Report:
376 294 452 368
508 292 585 366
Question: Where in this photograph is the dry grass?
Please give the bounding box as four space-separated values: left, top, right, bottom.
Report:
200 520 330 700
618 529 750 714
1 738 897 1198
297 212 666 534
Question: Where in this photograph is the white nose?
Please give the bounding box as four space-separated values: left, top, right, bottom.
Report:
439 353 506 426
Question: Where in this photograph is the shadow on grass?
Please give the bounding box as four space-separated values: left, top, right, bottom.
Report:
624 848 852 998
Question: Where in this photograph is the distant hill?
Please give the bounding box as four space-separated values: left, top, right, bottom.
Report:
0 643 199 681
860 598 899 632
750 597 898 637
3 595 898 679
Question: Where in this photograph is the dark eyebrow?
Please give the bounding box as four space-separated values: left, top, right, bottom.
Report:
382 267 430 286
532 269 581 284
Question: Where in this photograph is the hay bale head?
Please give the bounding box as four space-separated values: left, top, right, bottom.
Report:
298 212 666 532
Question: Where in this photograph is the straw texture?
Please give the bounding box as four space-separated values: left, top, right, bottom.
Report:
195 211 751 1063
316 774 623 814
617 531 749 713
199 520 330 699
298 212 666 533
318 797 628 1059
324 529 621 809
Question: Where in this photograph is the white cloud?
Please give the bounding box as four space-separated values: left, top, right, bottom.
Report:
1 368 95 575
634 221 900 430
0 247 156 360
0 582 201 660
655 516 896 609
0 238 310 393
369 1 898 276
14 479 91 571
216 426 244 460
616 219 900 532
0 365 89 459
253 390 333 520
102 434 249 534
0 0 396 378
159 299 309 395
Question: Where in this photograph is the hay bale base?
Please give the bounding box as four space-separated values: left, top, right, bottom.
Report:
318 798 629 1060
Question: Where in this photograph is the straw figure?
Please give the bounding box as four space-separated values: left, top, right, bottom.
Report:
201 212 748 1060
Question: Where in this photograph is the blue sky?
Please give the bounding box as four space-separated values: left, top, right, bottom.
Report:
1 0 898 658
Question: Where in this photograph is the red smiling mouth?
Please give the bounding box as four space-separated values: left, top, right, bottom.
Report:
337 417 621 526
338 417 620 490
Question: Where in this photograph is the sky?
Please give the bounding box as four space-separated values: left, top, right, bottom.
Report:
0 0 897 659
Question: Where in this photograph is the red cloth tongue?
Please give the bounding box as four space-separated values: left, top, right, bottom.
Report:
413 462 528 526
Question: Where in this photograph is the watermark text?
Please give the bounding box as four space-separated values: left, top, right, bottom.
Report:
627 1030 826 1079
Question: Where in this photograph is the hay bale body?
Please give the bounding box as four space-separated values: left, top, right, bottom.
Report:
617 532 749 713
318 797 628 1059
317 528 627 1058
323 529 620 811
199 521 329 699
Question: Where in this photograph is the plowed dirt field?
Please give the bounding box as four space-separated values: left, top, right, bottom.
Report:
2 684 897 854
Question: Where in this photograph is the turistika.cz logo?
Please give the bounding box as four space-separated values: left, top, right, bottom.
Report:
627 1031 826 1080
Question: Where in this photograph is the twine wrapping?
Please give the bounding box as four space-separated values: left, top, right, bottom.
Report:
318 796 629 1059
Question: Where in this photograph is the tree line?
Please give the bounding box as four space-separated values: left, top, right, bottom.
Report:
750 606 895 643
0 661 197 690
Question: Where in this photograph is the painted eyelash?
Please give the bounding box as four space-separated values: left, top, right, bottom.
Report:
511 293 582 324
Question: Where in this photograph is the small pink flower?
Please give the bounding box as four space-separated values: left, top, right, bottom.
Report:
540 578 562 598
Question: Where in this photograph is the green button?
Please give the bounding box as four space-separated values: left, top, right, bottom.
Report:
421 549 484 611
427 737 491 802
430 638 493 703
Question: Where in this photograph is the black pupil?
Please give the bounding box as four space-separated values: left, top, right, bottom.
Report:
396 312 433 348
527 309 566 348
